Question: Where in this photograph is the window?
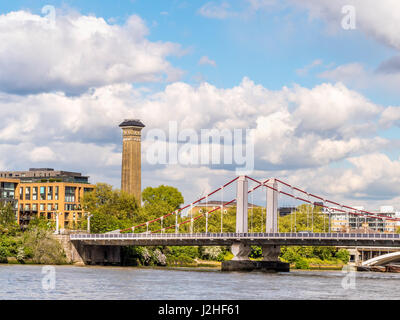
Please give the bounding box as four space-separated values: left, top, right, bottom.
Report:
47 204 53 211
40 186 46 200
65 187 76 202
32 187 38 200
24 204 30 211
47 186 53 200
65 204 75 211
32 204 38 211
25 187 31 200
40 204 45 211
19 187 23 200
55 186 59 200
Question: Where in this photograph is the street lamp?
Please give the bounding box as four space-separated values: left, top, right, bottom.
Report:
53 210 60 235
85 212 93 233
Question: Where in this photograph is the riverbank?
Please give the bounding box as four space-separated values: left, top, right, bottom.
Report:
1 257 345 271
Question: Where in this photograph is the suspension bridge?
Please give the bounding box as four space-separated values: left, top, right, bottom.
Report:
69 176 400 270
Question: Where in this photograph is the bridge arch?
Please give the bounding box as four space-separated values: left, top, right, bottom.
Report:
362 251 400 266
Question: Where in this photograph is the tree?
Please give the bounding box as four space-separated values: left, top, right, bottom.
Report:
0 203 19 235
279 204 328 232
137 185 184 233
81 183 140 233
142 185 184 210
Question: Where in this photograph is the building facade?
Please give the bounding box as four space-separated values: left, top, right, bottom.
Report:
0 169 94 229
329 206 398 233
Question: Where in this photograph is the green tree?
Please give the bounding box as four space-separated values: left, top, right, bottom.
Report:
136 185 185 233
81 183 140 233
142 185 184 210
336 249 350 263
279 204 329 232
0 203 19 235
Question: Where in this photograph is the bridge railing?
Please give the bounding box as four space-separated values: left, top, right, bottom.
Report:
70 232 400 241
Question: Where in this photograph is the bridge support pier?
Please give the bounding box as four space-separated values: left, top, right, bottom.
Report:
71 241 121 265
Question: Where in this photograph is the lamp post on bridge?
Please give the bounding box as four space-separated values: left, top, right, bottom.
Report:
53 211 60 235
85 212 93 233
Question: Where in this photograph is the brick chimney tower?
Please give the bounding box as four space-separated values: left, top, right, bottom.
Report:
119 119 145 204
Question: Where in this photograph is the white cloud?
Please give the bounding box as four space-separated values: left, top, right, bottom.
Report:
296 59 323 76
0 77 397 206
29 146 57 162
198 2 234 19
0 10 183 95
198 56 217 67
318 62 400 95
289 0 400 50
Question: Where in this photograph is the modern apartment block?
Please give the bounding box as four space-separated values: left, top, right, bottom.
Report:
0 168 89 183
0 169 94 229
329 206 398 233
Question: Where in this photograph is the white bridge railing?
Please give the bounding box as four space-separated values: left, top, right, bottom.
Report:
70 232 400 241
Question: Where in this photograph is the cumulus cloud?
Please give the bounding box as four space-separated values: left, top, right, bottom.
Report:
0 76 395 206
0 10 183 95
318 63 400 94
283 153 400 203
289 0 400 50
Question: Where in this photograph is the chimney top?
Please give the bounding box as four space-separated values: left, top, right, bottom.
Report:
119 119 145 128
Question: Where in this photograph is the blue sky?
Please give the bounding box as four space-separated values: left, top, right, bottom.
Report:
0 0 399 208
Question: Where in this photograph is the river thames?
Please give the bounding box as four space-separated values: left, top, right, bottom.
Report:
1 265 400 300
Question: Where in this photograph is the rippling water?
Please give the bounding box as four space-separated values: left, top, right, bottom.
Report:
1 265 400 300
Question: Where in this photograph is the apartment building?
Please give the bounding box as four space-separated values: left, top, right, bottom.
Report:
0 169 94 229
329 206 398 233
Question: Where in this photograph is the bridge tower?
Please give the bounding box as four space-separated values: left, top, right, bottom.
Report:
222 176 289 272
120 119 145 204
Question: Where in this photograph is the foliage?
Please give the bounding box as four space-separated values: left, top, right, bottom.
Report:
295 258 309 269
142 185 184 210
81 183 140 233
249 246 262 259
335 249 350 263
22 226 66 264
200 246 226 261
279 204 329 232
0 246 7 263
0 203 19 235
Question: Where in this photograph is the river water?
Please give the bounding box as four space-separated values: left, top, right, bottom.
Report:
1 265 399 300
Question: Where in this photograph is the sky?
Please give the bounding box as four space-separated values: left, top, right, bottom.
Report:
0 0 400 210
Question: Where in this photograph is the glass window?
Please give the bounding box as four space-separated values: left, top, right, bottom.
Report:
55 186 59 200
32 187 38 200
25 187 31 200
40 186 46 200
47 204 53 211
32 204 38 211
65 187 76 202
47 186 53 200
40 203 45 211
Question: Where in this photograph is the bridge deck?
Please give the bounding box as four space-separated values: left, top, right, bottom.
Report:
70 232 400 247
